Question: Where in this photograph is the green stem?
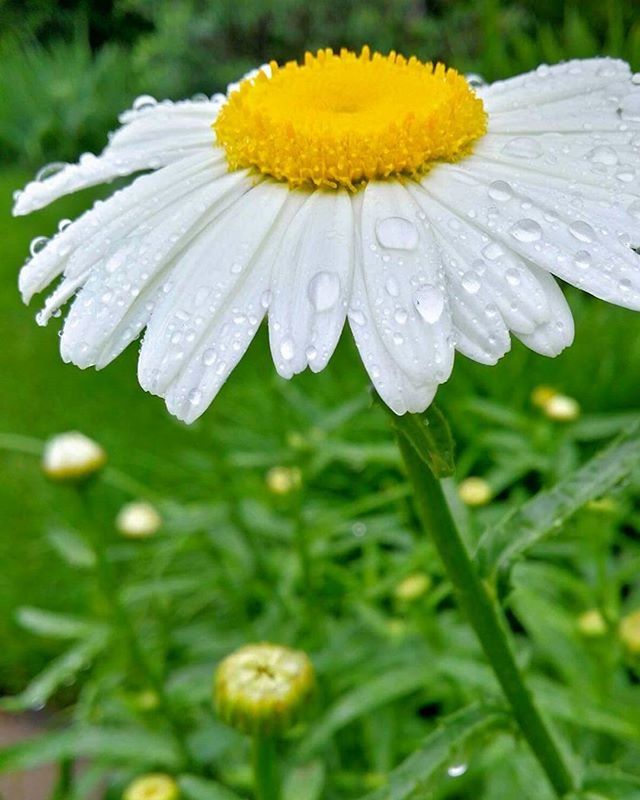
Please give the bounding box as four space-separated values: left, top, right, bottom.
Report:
252 735 280 800
76 484 194 771
394 417 576 798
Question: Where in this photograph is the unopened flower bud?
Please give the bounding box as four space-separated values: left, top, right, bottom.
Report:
123 773 179 800
619 610 640 655
543 393 580 422
214 643 315 735
116 501 162 538
458 476 492 507
266 466 302 495
394 573 431 603
42 432 106 483
577 609 607 638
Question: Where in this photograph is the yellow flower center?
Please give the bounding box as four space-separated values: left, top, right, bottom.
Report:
214 46 487 190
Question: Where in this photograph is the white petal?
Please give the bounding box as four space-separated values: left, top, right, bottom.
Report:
13 100 224 216
137 181 289 398
268 189 353 378
515 263 574 356
359 181 454 387
432 155 640 310
19 150 224 303
59 170 253 368
164 193 305 423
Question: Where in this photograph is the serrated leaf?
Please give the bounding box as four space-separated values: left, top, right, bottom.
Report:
2 632 108 711
16 607 105 640
297 664 433 759
178 774 246 800
390 406 455 478
47 527 96 568
475 424 640 579
283 761 325 800
360 704 504 800
0 725 183 773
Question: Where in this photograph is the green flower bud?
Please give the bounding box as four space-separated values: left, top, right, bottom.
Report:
123 773 179 800
214 643 315 736
42 431 106 483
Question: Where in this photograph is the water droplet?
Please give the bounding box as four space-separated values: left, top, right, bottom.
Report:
394 307 408 324
385 277 400 297
568 220 595 243
260 290 272 308
574 250 592 269
461 271 481 294
375 217 419 250
191 92 209 103
488 180 513 202
482 242 504 260
35 162 67 182
616 169 635 183
509 219 542 243
349 309 366 326
502 137 543 159
133 94 157 111
202 348 217 366
505 268 521 286
57 218 72 232
465 72 487 88
414 285 445 324
188 388 202 406
587 145 618 166
308 271 340 312
280 337 295 360
618 278 632 293
29 236 49 257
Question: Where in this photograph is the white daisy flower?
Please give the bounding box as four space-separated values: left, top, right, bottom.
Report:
13 48 640 422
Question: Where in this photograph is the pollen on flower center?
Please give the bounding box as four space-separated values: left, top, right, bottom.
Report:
213 46 488 189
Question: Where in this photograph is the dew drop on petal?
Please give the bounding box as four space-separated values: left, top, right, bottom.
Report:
57 218 73 232
375 217 419 250
465 73 487 88
30 236 49 257
461 271 481 294
188 388 202 407
574 250 592 269
501 137 543 159
414 285 445 324
35 162 67 182
509 219 542 243
482 242 504 261
280 337 295 361
587 145 618 166
308 270 340 312
260 290 272 309
133 94 157 111
568 220 596 243
202 349 217 366
488 180 513 202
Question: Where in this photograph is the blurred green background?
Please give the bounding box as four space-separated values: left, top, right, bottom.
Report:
1 1 640 798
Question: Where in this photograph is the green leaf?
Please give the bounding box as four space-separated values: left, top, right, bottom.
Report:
475 424 640 579
390 406 455 478
178 774 246 800
297 664 433 758
47 527 96 568
15 607 104 640
0 725 183 773
359 704 504 800
283 761 325 800
2 632 108 711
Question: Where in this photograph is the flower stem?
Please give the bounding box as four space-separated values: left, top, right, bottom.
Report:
252 735 280 800
394 416 576 797
76 484 194 771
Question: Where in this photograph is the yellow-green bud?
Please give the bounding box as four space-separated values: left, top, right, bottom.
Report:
543 393 580 422
214 643 315 736
531 385 557 409
265 466 302 496
42 431 106 483
116 501 162 538
619 610 640 655
577 609 607 638
585 497 618 514
394 573 431 603
123 773 179 800
458 476 492 507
